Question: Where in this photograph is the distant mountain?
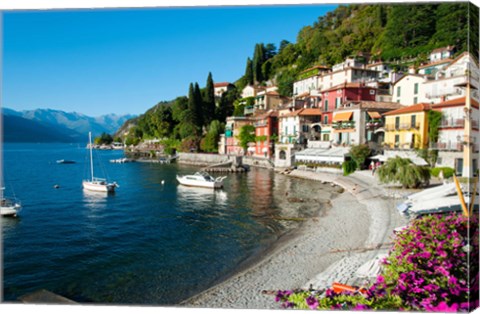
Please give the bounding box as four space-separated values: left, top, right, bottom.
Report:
3 108 136 142
2 114 81 143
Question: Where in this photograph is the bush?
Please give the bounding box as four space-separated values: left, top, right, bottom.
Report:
349 144 371 169
342 159 357 176
274 213 479 311
377 156 431 188
431 167 455 179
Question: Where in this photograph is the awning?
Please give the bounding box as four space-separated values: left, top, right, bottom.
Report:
333 111 353 122
368 111 381 119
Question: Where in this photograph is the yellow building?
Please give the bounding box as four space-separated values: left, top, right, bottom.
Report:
383 103 432 150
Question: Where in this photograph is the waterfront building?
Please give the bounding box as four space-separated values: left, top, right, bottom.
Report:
430 96 480 175
383 103 431 150
428 45 456 63
224 116 253 155
331 100 403 149
417 58 452 76
278 107 322 145
318 58 378 91
253 110 278 158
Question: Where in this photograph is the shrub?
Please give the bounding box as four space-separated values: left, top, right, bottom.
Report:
377 156 430 188
342 159 357 176
431 167 455 179
349 144 371 169
274 213 479 311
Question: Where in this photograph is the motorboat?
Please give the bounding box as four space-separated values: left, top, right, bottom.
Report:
1 188 21 217
109 158 134 163
176 171 226 189
83 132 118 193
56 159 76 164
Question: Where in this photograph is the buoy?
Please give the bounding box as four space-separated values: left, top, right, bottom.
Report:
161 180 165 185
54 185 60 189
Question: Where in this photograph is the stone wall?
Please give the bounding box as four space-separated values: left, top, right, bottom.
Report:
242 156 274 169
177 153 230 166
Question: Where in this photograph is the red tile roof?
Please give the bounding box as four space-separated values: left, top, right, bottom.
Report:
322 82 375 93
214 82 232 88
383 103 432 116
432 97 479 109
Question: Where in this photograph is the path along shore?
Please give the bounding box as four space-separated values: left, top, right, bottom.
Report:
183 169 408 309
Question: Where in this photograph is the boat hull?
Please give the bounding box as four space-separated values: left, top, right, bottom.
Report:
1 205 20 217
82 180 116 193
176 176 223 189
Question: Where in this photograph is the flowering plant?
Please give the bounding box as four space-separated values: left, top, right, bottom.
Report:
274 213 479 311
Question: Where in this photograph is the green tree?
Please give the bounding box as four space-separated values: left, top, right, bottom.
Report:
203 72 216 127
237 124 256 152
377 156 431 188
244 57 254 86
349 144 371 169
253 43 265 83
201 120 224 152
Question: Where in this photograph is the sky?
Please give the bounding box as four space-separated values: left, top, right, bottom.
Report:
2 3 339 117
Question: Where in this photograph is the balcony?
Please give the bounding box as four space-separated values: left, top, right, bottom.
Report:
365 119 383 130
244 106 254 116
332 120 355 130
440 119 464 128
430 142 463 151
384 123 420 131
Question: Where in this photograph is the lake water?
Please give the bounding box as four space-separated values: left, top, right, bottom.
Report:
2 143 333 305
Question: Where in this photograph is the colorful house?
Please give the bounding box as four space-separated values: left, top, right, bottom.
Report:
253 110 278 158
392 74 429 105
214 82 235 97
278 108 322 145
431 97 479 174
383 103 432 150
224 116 253 155
320 82 377 126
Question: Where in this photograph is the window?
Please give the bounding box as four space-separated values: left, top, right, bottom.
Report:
411 115 416 128
279 150 286 160
395 117 400 129
397 86 401 97
413 97 418 104
293 126 297 134
285 126 288 135
414 83 419 94
324 100 329 111
302 125 309 132
395 134 400 147
322 134 329 141
370 90 376 95
324 115 328 124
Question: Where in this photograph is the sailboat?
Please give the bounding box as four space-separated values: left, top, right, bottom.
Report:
82 132 118 193
1 187 21 217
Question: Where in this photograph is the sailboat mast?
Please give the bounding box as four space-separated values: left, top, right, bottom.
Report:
89 132 94 180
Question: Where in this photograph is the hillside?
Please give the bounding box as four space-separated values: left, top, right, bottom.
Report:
116 2 478 151
2 114 81 143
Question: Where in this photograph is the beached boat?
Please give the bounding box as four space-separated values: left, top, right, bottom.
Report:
1 188 21 217
176 171 226 189
83 132 118 193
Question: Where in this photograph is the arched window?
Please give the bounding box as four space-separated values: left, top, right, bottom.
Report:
279 150 287 160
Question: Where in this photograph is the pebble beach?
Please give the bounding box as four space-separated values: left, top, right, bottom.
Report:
183 170 407 309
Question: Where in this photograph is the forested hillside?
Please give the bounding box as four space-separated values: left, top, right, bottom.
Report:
118 2 478 153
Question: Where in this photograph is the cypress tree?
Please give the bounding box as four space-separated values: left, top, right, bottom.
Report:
252 43 265 83
204 72 216 126
244 58 254 86
194 82 204 130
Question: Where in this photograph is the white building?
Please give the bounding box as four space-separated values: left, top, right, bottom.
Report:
293 65 330 97
431 97 479 174
214 82 235 97
241 85 264 99
317 67 378 91
423 52 480 104
429 46 456 63
392 74 429 105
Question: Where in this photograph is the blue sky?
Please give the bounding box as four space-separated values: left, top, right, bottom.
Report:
2 5 337 116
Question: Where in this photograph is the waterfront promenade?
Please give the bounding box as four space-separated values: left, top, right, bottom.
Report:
184 170 407 309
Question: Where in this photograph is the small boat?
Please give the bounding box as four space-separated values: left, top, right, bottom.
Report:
176 171 226 189
109 158 134 163
56 159 76 164
83 132 118 193
1 188 21 217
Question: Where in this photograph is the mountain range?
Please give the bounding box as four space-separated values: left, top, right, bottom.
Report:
2 108 135 143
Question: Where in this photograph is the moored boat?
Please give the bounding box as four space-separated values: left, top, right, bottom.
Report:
1 188 21 217
56 159 76 164
176 171 226 189
83 132 118 193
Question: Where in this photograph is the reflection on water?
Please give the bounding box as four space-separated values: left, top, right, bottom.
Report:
3 143 341 304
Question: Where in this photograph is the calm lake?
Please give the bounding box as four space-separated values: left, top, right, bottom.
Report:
2 143 333 305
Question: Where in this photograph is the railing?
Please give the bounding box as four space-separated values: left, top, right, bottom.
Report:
253 120 267 127
332 121 355 130
430 142 463 151
366 120 383 129
244 106 254 115
384 123 420 131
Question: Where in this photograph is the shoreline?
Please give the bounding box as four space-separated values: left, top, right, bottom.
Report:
182 169 407 309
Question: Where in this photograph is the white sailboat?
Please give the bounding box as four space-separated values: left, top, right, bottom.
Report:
1 187 21 217
82 132 118 193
